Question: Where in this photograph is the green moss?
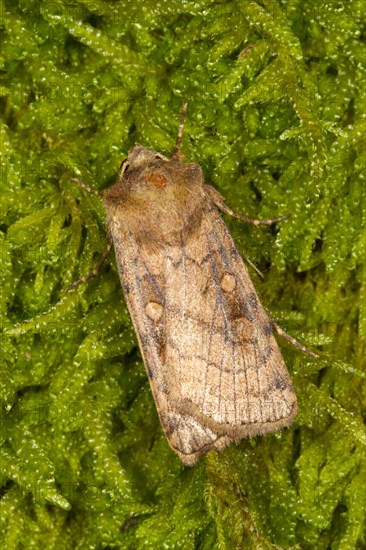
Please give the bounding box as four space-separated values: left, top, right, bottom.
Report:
1 1 364 548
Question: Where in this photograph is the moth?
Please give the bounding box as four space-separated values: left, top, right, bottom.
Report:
70 104 317 465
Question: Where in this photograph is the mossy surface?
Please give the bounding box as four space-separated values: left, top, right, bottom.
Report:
1 1 365 548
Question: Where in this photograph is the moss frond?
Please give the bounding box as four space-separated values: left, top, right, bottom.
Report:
1 1 364 548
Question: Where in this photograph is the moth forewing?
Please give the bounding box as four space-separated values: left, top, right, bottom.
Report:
103 144 297 466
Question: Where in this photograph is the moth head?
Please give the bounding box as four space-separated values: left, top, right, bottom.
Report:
118 145 170 189
104 144 207 243
124 145 169 169
104 144 204 217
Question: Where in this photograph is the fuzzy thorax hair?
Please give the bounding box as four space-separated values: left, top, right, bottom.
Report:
103 145 207 248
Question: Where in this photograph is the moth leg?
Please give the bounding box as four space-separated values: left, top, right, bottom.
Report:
71 177 103 197
64 237 113 291
205 185 290 225
270 320 320 359
241 254 264 279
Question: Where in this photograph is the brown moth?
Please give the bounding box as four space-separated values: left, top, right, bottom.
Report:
70 106 314 466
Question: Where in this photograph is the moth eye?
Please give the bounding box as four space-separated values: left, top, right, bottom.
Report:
154 153 167 161
119 159 130 177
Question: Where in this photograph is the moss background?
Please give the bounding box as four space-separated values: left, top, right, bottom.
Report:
1 1 365 548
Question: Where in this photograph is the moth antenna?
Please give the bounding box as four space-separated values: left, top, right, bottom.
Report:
71 178 103 197
172 101 188 160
